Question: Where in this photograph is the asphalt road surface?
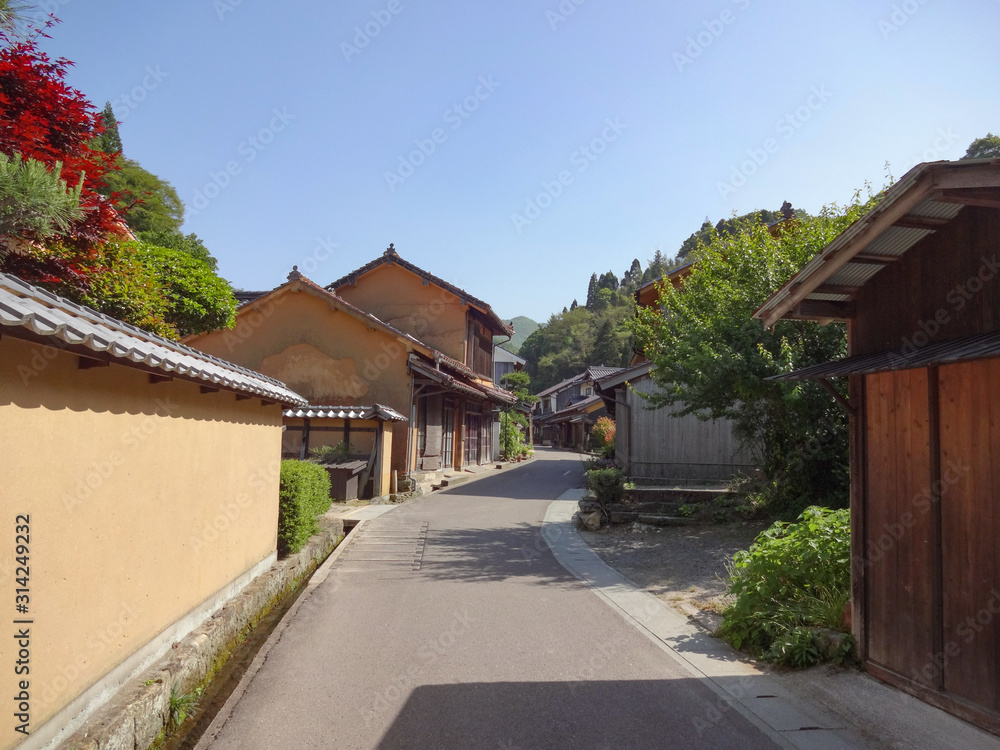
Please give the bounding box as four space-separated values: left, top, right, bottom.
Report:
201 449 781 749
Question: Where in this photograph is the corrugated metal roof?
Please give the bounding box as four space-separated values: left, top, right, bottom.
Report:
768 330 1000 381
825 262 885 288
0 272 307 405
283 404 407 421
861 226 933 258
909 197 964 220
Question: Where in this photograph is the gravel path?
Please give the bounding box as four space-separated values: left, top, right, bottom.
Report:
580 520 769 612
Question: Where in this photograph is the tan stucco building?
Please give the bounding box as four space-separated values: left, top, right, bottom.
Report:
187 246 516 482
0 272 305 750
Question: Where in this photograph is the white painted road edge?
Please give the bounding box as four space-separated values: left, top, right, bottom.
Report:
543 492 874 750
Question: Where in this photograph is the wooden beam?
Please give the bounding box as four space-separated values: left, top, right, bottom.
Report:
931 162 1000 191
78 356 109 370
892 214 951 231
929 188 1000 210
789 299 856 321
200 385 220 394
148 374 172 384
261 400 276 407
817 377 855 417
850 254 900 264
815 284 860 297
235 394 252 401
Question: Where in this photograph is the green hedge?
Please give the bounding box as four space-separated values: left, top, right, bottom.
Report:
278 460 332 556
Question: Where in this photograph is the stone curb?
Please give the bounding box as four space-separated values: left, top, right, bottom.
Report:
192 511 382 750
61 514 345 750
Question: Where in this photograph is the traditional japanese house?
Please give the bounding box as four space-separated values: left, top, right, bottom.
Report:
597 264 751 482
534 366 622 449
326 245 517 472
189 248 515 484
754 158 1000 733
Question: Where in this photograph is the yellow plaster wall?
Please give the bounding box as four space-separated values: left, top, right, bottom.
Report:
0 336 283 748
187 286 414 475
335 264 469 362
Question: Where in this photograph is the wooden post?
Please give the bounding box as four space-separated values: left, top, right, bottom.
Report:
299 418 311 460
391 469 398 495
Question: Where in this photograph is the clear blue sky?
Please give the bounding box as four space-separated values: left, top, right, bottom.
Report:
42 0 1000 323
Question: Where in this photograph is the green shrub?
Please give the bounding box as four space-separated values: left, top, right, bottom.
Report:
719 506 851 667
310 441 351 464
586 467 625 507
278 460 332 556
589 417 616 452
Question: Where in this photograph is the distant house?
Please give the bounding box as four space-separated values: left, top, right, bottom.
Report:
534 366 622 450
188 246 516 482
493 345 525 386
755 158 1000 734
597 263 753 482
0 272 304 749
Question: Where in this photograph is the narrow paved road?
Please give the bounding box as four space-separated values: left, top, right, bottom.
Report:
201 449 781 749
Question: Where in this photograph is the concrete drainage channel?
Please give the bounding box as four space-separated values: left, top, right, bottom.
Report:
160 522 361 750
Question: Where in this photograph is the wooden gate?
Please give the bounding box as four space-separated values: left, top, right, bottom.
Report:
863 358 1000 726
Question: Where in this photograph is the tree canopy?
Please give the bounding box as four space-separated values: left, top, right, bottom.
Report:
630 190 881 516
962 133 1000 160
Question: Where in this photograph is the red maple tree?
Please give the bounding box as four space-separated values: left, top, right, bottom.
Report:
0 36 127 286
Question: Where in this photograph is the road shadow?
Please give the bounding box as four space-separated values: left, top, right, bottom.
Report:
375 680 782 749
419 522 580 587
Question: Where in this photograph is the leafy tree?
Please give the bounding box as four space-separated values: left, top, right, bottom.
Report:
0 37 122 251
641 249 669 283
596 270 619 293
621 258 642 292
569 298 578 310
137 228 217 270
499 371 538 459
630 189 881 517
585 272 597 309
91 102 123 155
0 153 83 258
590 316 622 366
0 1 36 42
962 133 1000 160
137 243 236 335
101 158 184 234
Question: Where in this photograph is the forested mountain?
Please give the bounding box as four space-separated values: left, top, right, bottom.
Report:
520 205 799 392
496 315 539 354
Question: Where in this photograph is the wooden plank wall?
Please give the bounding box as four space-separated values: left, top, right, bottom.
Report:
863 369 935 684
627 376 754 481
938 358 1000 711
854 207 1000 356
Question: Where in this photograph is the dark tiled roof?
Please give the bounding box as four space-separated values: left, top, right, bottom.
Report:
326 245 513 336
234 290 269 307
0 272 306 405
